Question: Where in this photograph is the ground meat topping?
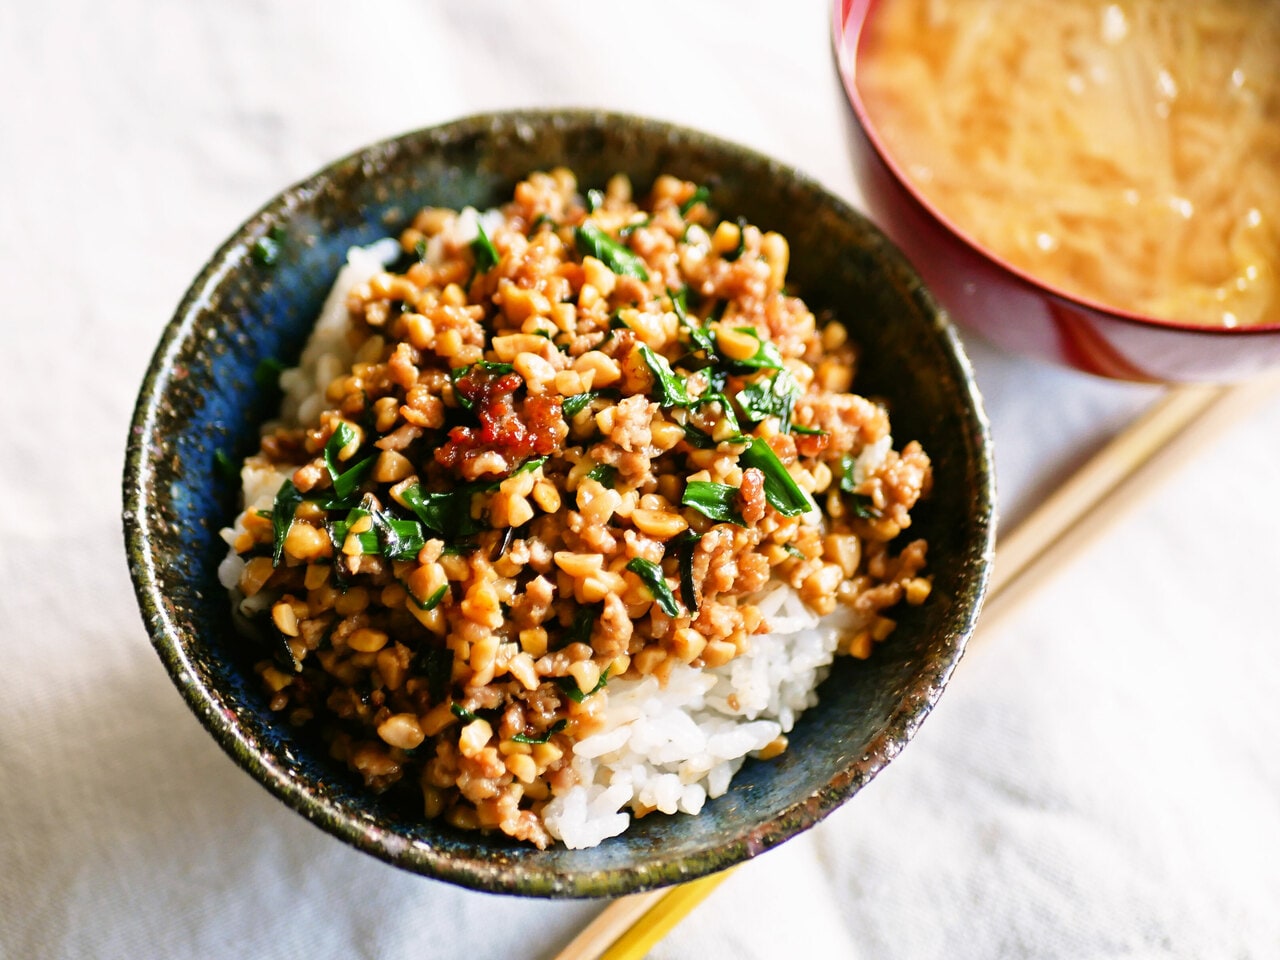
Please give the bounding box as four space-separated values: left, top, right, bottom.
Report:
224 169 934 849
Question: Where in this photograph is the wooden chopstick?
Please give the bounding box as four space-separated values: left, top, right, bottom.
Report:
552 871 732 960
979 377 1275 630
555 888 669 960
553 378 1277 960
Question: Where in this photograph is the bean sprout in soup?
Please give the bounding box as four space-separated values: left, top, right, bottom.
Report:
858 0 1280 328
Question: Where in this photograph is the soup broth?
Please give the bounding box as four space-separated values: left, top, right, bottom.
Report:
859 0 1280 328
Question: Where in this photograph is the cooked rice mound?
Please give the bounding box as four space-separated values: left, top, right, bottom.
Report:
220 170 933 849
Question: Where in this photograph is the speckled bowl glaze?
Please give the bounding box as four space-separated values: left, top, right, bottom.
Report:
124 110 995 898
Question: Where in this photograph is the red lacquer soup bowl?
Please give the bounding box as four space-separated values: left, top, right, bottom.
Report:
832 0 1280 383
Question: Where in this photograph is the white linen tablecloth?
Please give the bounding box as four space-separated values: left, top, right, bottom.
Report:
3 1 1278 957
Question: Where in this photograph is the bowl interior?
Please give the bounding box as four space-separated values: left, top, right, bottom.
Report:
124 110 994 897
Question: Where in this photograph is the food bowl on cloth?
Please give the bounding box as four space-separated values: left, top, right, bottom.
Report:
123 109 995 896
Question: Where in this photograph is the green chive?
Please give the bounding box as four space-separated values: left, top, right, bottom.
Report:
401 483 485 540
461 360 515 376
735 369 800 430
837 453 855 495
554 605 598 652
618 216 650 238
669 286 716 355
417 646 453 704
251 226 285 266
851 493 881 519
471 223 499 273
529 213 557 234
675 533 703 613
586 188 604 213
408 583 448 612
637 344 692 406
449 366 473 411
512 456 548 477
322 422 375 504
722 216 748 262
267 623 302 672
253 356 286 389
328 500 426 562
679 185 711 216
669 286 688 320
574 222 649 281
512 719 568 744
690 391 742 434
364 496 426 562
625 557 680 617
680 422 717 449
586 463 618 489
557 667 610 703
681 480 745 526
328 522 378 555
214 449 239 483
740 437 816 517
270 479 303 566
561 391 597 417
716 327 784 370
680 420 750 450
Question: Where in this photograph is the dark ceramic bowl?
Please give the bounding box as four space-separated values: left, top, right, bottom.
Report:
123 110 995 897
832 0 1280 383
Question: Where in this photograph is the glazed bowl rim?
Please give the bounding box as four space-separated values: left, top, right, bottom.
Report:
124 107 996 896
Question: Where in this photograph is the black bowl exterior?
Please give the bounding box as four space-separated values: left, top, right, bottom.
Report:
123 110 995 897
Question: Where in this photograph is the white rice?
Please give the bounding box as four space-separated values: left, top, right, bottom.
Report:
542 587 852 849
219 237 400 618
279 237 401 427
218 461 292 618
226 233 856 848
